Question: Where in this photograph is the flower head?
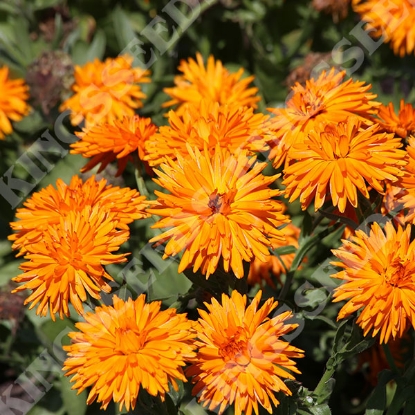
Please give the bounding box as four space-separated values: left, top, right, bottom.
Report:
163 53 260 115
353 0 415 57
63 294 196 411
145 101 270 167
12 206 129 320
283 118 406 213
187 290 304 415
376 99 415 139
9 175 149 255
59 55 150 128
148 146 288 279
71 115 157 175
267 68 380 168
0 66 30 139
331 221 415 343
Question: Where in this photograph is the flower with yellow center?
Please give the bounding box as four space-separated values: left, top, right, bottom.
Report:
187 290 304 415
9 175 149 256
63 294 196 412
353 0 415 57
267 68 380 168
0 66 30 139
145 100 270 167
148 146 288 279
283 118 406 213
59 55 150 128
331 221 415 343
12 206 129 320
163 53 260 115
71 115 157 175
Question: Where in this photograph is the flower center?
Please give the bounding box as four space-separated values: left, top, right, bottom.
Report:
114 328 144 355
208 189 234 215
383 260 412 287
219 331 251 366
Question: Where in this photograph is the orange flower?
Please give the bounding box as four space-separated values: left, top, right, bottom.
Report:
267 68 380 168
60 55 150 129
9 175 149 255
63 294 196 411
12 206 129 320
145 101 270 167
376 99 415 139
353 0 415 57
163 53 260 115
187 290 304 415
283 118 406 213
148 146 288 279
247 223 300 288
331 221 415 343
71 115 157 175
0 66 30 139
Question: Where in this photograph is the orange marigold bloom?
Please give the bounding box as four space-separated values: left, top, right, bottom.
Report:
187 290 304 415
163 53 260 115
0 66 30 139
247 223 300 288
63 294 196 411
71 115 157 175
59 55 150 128
376 99 415 139
267 68 380 168
145 101 270 167
12 206 129 320
148 146 288 279
352 0 415 57
9 175 149 255
331 221 415 343
283 118 406 213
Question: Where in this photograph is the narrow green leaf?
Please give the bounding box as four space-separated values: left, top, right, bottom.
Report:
60 376 87 415
365 370 395 415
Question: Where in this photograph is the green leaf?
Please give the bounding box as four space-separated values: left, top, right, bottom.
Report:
273 245 297 256
112 5 137 50
84 29 106 62
365 370 395 415
60 376 87 415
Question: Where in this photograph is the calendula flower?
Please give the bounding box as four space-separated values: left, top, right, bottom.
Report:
63 294 196 412
353 0 415 57
312 0 351 22
71 115 157 175
60 55 150 128
9 175 149 255
163 53 260 115
283 118 406 213
12 206 129 320
247 223 300 288
0 66 30 139
331 221 415 343
148 146 288 279
376 99 415 139
187 290 304 415
145 101 270 166
267 68 380 168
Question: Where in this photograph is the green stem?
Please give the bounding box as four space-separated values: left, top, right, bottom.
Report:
313 359 336 402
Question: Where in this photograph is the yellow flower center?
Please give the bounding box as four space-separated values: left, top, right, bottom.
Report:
219 331 251 366
114 328 144 355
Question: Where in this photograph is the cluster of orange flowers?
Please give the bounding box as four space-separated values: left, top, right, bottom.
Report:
6 42 415 413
